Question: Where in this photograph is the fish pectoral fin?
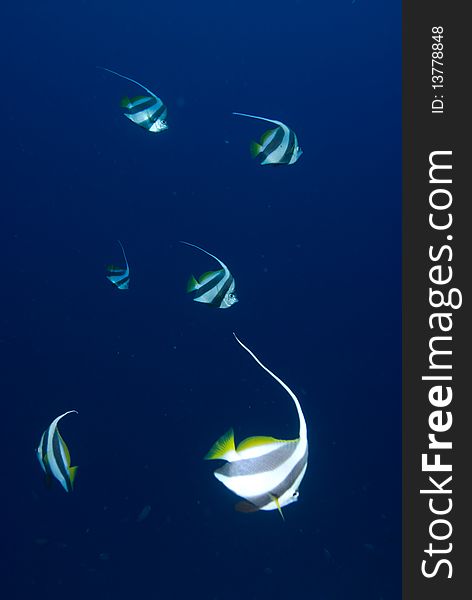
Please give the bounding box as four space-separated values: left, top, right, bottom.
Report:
68 466 78 489
234 500 259 513
204 428 236 461
250 141 262 157
269 494 285 521
187 275 200 292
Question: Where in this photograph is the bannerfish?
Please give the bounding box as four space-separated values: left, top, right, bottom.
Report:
180 241 238 309
205 334 308 518
106 240 129 290
233 112 302 165
136 505 152 523
37 411 78 493
99 67 168 133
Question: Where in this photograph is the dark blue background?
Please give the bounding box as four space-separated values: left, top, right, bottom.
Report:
1 1 401 598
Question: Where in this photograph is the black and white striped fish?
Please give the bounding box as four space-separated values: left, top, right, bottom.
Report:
181 241 238 309
36 411 78 493
99 67 168 133
106 240 129 290
233 112 302 165
205 334 308 518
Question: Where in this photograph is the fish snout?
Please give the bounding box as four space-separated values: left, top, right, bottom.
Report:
156 120 168 132
281 489 300 508
228 293 238 305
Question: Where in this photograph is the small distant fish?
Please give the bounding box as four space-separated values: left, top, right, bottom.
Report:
136 505 152 523
205 334 308 518
34 538 49 546
99 67 168 133
37 411 78 493
98 552 110 561
180 241 238 309
233 112 302 165
106 240 129 289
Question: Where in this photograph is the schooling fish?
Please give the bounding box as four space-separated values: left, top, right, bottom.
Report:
99 67 168 133
180 241 238 309
233 112 302 165
37 411 78 493
106 240 129 290
205 334 308 518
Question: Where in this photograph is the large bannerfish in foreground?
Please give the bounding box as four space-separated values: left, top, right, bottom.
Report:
37 411 78 493
106 240 130 290
99 67 168 133
180 241 238 309
233 112 302 165
205 334 308 518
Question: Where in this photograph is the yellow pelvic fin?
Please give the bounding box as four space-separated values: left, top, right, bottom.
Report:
269 494 285 521
204 428 235 460
69 466 78 489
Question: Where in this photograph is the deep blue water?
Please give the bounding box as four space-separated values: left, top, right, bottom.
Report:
2 1 401 598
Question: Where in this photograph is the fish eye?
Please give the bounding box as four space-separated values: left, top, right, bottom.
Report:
292 491 299 497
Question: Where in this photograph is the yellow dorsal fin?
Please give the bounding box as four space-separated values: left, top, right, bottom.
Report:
269 494 285 521
198 270 219 284
260 128 276 144
204 428 235 460
69 466 78 489
236 436 297 452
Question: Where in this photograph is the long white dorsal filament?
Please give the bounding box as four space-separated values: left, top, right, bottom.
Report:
233 333 307 440
179 240 227 271
97 67 157 99
117 240 128 269
232 112 284 128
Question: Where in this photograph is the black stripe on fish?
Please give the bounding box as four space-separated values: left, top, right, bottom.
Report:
215 442 299 478
210 274 234 308
260 127 285 162
135 104 167 127
193 270 226 300
113 275 130 288
52 429 71 492
244 446 308 509
279 130 296 164
126 97 157 114
40 431 52 477
150 103 167 122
